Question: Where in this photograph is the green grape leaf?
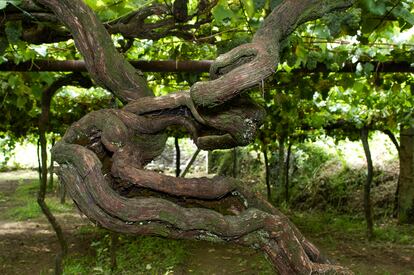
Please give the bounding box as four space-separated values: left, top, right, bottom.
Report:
212 2 233 24
363 62 375 75
16 96 27 110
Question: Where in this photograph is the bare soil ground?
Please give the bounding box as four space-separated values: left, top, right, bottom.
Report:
0 170 93 274
0 170 413 274
307 234 414 274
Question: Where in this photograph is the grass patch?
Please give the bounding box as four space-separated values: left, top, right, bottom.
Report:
1 180 73 220
374 223 414 244
65 228 189 274
75 224 106 236
288 210 414 245
6 198 73 220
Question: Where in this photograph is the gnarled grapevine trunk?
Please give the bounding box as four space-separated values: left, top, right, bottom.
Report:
37 0 356 273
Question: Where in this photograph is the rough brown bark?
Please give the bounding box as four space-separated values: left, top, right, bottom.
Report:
51 105 352 273
41 0 357 273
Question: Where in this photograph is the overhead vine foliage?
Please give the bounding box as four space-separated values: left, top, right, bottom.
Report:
251 0 414 144
1 0 414 273
245 0 414 206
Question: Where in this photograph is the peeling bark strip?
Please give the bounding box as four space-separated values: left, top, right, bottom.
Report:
41 0 357 273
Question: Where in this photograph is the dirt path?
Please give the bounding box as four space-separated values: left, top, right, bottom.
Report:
0 214 91 275
0 171 91 274
308 235 414 274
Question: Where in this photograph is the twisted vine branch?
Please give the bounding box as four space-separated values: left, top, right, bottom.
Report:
37 0 356 273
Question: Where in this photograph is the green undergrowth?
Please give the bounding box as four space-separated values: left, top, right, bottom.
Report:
65 225 274 275
65 228 189 275
288 210 414 245
1 180 73 220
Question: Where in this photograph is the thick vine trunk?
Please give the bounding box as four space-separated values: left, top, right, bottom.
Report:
398 126 414 224
38 0 356 273
361 128 374 239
